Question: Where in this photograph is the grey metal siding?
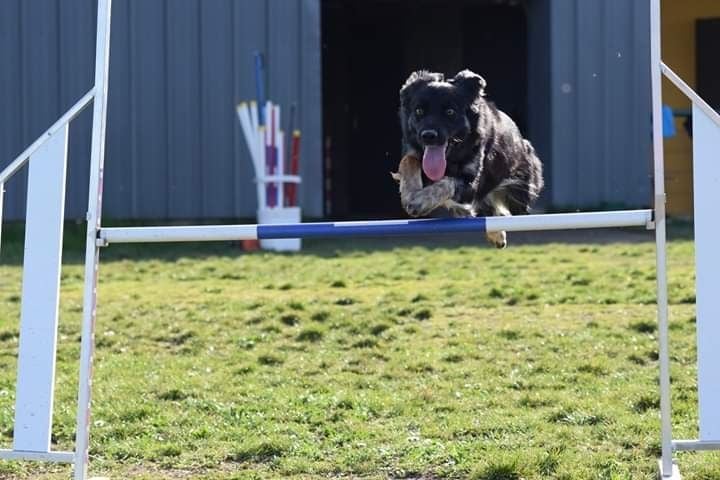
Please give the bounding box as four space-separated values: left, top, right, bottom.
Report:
299 0 322 217
0 0 322 221
526 0 553 205
550 0 652 209
0 0 24 220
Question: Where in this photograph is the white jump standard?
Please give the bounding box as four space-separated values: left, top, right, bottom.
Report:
0 0 719 479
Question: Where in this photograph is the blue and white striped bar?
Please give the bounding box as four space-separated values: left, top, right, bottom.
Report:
98 210 652 244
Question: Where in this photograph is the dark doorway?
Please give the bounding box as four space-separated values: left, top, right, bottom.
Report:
697 18 720 110
321 0 529 219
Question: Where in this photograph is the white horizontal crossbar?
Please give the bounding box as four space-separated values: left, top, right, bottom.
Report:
255 175 301 183
0 449 74 463
100 224 259 244
484 209 652 232
98 210 653 245
0 89 94 184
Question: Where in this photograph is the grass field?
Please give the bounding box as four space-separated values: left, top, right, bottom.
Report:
1 223 718 479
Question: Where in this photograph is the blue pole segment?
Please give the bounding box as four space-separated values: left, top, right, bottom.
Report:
254 52 266 125
257 217 487 239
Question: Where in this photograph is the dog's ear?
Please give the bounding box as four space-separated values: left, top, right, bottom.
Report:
450 69 486 100
400 70 444 108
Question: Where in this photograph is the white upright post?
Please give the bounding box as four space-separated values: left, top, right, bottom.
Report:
650 0 676 477
73 0 112 478
13 125 69 453
692 104 720 441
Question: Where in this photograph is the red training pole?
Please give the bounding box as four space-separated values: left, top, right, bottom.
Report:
288 129 301 206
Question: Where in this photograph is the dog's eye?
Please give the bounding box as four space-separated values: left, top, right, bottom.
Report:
446 108 456 116
415 108 424 116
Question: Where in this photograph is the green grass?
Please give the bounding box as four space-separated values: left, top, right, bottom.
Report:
1 222 718 479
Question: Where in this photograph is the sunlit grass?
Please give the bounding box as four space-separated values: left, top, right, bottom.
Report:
1 225 717 479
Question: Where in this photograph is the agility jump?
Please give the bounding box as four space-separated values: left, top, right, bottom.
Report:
1 1 719 479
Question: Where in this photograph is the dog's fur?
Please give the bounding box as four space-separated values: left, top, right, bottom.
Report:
392 70 543 248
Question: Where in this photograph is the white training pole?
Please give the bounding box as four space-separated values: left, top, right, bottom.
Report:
650 0 675 477
74 0 112 478
236 103 261 176
12 125 68 453
691 103 720 441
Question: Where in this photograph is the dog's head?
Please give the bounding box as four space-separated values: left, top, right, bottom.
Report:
399 69 486 181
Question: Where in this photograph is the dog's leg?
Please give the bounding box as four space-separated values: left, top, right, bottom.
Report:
476 189 510 249
391 154 423 191
443 200 473 218
391 155 456 217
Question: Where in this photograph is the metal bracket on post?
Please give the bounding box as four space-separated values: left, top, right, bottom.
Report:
648 193 666 230
654 194 666 219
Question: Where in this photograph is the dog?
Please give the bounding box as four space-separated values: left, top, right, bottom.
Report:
391 69 543 248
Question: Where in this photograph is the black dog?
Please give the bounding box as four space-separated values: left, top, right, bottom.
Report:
392 70 543 248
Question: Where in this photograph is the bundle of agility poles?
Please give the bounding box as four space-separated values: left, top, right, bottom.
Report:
236 52 301 209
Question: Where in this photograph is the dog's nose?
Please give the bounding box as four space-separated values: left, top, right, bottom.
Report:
420 129 438 143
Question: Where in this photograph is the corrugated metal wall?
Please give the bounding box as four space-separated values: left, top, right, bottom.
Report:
0 0 322 221
526 0 552 206
550 0 652 209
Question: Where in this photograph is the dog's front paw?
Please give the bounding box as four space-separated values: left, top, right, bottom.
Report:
402 200 427 218
486 230 507 249
398 154 421 175
444 200 473 218
400 176 455 218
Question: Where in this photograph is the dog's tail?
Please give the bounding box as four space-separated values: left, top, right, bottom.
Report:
496 143 544 215
498 140 543 214
522 139 544 195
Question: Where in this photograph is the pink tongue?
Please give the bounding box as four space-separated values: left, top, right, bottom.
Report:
422 143 447 181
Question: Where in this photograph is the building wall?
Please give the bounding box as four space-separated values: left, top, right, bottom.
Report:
0 0 679 221
549 0 652 210
661 0 720 217
0 0 322 221
526 0 552 206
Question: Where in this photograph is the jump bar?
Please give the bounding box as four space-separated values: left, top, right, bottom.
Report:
98 210 652 245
